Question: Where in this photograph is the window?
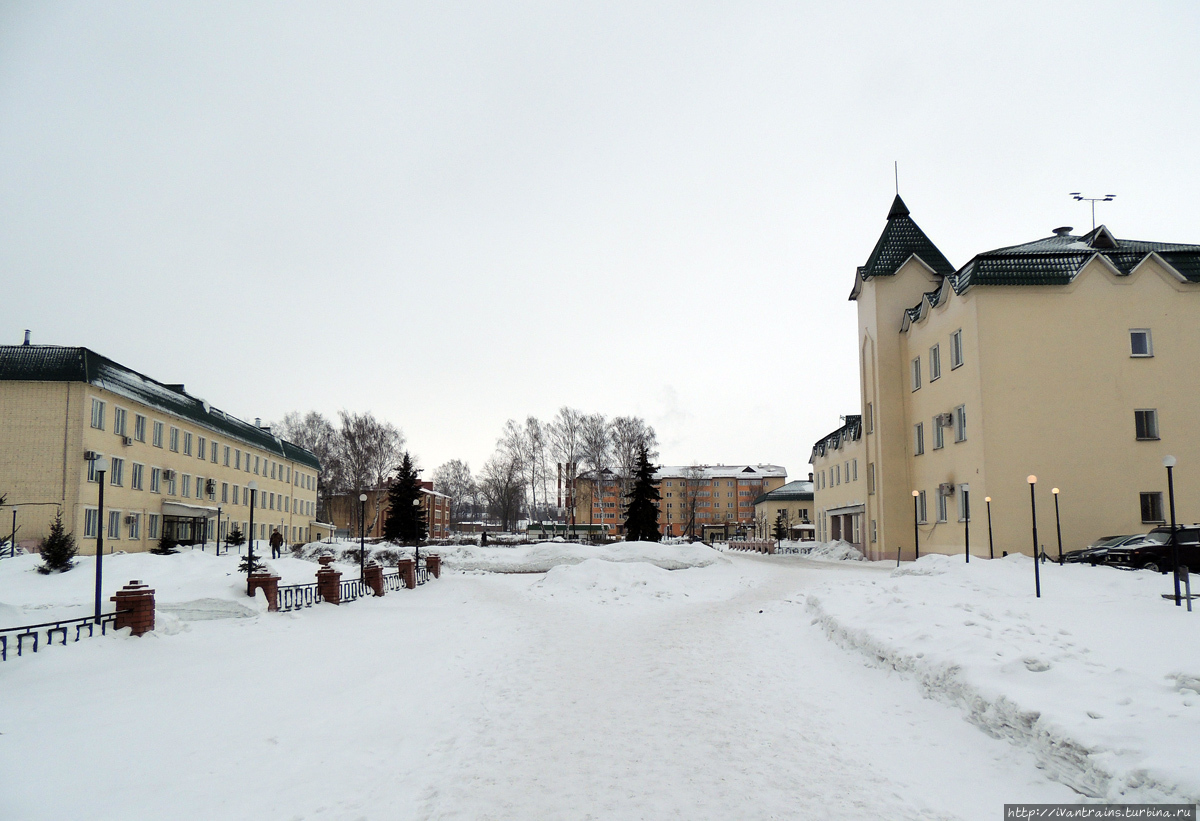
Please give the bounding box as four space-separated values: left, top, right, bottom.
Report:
147 514 160 540
169 426 179 452
84 509 99 538
1130 329 1153 357
950 329 963 369
127 514 140 541
911 357 921 391
271 462 276 480
929 344 941 381
932 416 945 449
150 467 161 493
1140 492 1165 523
211 441 219 463
223 446 231 466
166 472 176 496
131 463 144 490
222 482 229 503
254 456 260 474
108 511 121 540
197 477 205 499
852 459 858 481
182 474 191 498
914 422 925 455
183 432 193 456
866 402 873 433
936 492 948 523
134 414 147 442
110 457 124 487
233 485 240 505
91 399 106 430
153 421 164 448
113 407 127 437
88 456 103 483
871 519 877 543
197 436 206 459
235 449 241 470
867 463 875 495
954 405 967 442
916 490 927 523
958 484 971 522
1135 409 1159 440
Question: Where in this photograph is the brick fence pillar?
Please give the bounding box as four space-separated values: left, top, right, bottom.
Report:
425 554 441 579
111 580 155 636
316 555 342 604
248 572 281 611
364 561 384 596
397 557 416 590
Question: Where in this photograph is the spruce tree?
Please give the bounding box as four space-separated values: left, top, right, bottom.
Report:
773 511 788 541
623 444 662 542
384 451 427 545
151 534 179 555
225 526 246 549
38 511 78 573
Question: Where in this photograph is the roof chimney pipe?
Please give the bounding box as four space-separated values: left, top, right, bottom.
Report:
23 330 30 346
1052 226 1073 237
255 417 262 428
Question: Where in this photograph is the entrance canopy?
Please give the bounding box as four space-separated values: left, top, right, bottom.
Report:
162 501 218 518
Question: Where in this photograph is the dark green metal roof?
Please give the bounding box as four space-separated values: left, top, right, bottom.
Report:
809 415 862 464
858 196 957 282
952 226 1200 292
752 480 814 506
0 345 320 470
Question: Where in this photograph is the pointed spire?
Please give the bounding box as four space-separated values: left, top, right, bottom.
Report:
887 194 910 220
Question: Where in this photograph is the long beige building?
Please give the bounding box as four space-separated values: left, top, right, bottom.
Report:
810 415 866 550
841 196 1200 561
1 344 322 554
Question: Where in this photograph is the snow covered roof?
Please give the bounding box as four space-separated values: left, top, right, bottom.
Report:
653 464 786 481
752 480 814 506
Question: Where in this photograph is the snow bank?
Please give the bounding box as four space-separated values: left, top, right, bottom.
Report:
798 540 864 562
437 540 729 573
531 559 693 604
806 554 1200 804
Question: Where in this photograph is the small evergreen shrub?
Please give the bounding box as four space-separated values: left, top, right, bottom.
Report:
151 534 179 555
37 511 77 574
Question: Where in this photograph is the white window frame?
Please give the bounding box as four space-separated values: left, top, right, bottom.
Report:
936 492 948 523
127 514 140 540
84 508 99 538
169 426 179 452
950 329 964 369
150 467 161 493
108 510 122 541
911 357 921 391
954 405 967 442
134 414 147 442
958 483 970 522
914 422 925 456
866 402 873 433
1135 409 1159 440
153 420 164 448
91 398 106 430
1130 329 1153 357
148 514 160 540
929 344 941 381
131 463 144 491
183 432 193 456
867 463 875 495
916 490 928 524
932 416 945 450
113 407 127 437
109 457 124 487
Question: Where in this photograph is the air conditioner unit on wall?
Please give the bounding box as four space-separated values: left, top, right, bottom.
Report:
162 470 176 481
122 436 133 446
936 413 953 427
124 515 137 525
938 483 955 496
84 451 98 461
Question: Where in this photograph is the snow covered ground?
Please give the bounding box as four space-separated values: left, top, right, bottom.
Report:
0 542 1192 818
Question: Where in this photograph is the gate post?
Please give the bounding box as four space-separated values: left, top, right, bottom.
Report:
316 556 342 604
111 581 155 636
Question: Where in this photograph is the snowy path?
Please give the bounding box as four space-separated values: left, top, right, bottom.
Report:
0 554 1076 820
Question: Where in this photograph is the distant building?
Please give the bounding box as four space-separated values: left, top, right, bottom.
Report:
810 416 865 549
574 464 787 538
0 343 322 552
843 196 1200 560
326 481 451 541
752 479 816 541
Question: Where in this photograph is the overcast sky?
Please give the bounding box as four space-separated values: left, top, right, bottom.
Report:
3 1 1198 479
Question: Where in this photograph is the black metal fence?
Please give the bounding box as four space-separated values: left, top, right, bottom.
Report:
339 578 369 603
381 571 404 592
1 610 129 662
277 582 322 613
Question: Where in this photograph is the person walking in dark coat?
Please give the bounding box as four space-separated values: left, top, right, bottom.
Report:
269 528 284 559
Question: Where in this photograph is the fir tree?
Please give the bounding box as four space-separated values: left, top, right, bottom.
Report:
238 553 267 573
623 444 662 543
37 510 77 574
225 527 246 549
773 511 788 542
151 534 179 555
383 451 427 545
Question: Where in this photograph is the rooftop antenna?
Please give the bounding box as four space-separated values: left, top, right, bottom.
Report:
1069 192 1115 231
894 161 899 196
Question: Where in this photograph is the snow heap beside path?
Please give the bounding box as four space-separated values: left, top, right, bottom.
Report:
800 540 865 562
806 553 1200 804
532 559 691 604
438 540 729 574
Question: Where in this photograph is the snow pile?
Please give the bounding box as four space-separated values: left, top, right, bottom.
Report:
531 559 692 604
438 540 729 573
0 548 347 626
806 553 1200 804
798 540 865 562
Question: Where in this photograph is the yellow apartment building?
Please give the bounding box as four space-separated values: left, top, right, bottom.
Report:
810 415 866 549
0 344 322 554
574 464 787 538
846 196 1200 560
751 479 815 540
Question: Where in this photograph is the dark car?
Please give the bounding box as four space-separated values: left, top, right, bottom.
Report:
1104 526 1200 573
1063 535 1150 565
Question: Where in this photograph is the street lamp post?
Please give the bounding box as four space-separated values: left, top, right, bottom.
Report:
1052 488 1063 565
985 496 994 559
1164 456 1181 606
215 505 223 556
414 497 422 566
359 493 368 582
93 456 109 622
964 487 970 563
246 481 258 594
8 505 16 559
1028 475 1041 598
911 490 920 562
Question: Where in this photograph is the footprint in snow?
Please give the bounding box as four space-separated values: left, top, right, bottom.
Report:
1023 658 1051 672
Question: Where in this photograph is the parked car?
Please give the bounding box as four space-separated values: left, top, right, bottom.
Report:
1063 535 1149 565
1103 526 1200 573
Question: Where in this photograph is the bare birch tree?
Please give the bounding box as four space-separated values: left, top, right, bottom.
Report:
433 459 476 529
337 410 405 534
479 451 525 532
